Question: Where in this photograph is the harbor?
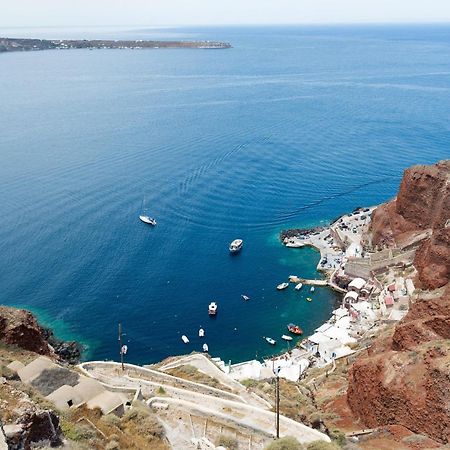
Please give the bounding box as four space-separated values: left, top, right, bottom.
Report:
205 203 420 384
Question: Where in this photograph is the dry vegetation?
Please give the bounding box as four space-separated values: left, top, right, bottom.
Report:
165 363 233 392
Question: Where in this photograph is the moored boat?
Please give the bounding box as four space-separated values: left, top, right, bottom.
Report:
202 343 209 352
281 335 293 341
310 286 315 292
208 302 218 315
264 336 276 345
287 323 303 335
306 297 312 302
199 328 205 337
229 239 243 253
181 335 189 344
295 283 303 291
276 282 289 290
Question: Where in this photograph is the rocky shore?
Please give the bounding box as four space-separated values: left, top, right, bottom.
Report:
0 37 232 53
0 306 82 364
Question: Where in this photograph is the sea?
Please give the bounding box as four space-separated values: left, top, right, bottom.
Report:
0 25 449 365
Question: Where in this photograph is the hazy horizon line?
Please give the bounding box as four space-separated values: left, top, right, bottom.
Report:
1 21 450 30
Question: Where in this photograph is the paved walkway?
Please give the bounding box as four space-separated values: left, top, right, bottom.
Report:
79 361 330 446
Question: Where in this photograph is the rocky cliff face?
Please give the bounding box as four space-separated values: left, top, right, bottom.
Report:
0 307 52 355
0 306 81 363
347 286 450 443
370 160 450 289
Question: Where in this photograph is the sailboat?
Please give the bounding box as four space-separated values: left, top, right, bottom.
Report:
139 197 157 226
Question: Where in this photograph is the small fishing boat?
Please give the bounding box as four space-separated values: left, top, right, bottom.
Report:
241 294 250 301
310 286 315 292
264 337 276 345
229 239 243 253
198 328 205 337
277 282 289 290
287 323 303 335
208 302 218 315
181 335 189 344
202 343 209 352
306 297 312 302
295 283 303 291
281 335 293 341
139 215 157 226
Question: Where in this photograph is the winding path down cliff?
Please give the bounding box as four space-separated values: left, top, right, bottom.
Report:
79 361 330 447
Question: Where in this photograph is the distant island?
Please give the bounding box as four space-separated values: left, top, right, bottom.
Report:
0 37 232 53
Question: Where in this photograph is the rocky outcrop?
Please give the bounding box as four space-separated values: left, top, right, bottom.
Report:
370 160 450 289
347 286 450 443
0 306 81 363
5 411 63 450
0 307 52 356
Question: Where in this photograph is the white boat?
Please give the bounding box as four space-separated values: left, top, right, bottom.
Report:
208 302 218 315
202 343 209 352
310 286 315 292
181 335 189 344
139 215 157 226
229 239 243 253
281 335 293 341
264 337 276 345
199 328 205 337
241 294 250 301
277 282 289 290
295 283 303 291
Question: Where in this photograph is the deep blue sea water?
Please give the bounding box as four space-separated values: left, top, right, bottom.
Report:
0 25 449 364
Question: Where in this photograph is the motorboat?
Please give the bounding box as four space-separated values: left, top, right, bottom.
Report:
241 294 250 301
295 283 303 291
287 323 303 335
264 337 276 345
229 239 243 253
208 302 218 315
139 215 157 226
306 297 312 302
310 286 315 292
181 335 189 344
202 343 209 352
276 282 289 290
281 335 293 341
198 328 205 337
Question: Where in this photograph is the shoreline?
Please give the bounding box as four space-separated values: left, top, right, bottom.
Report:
221 202 417 382
0 37 232 53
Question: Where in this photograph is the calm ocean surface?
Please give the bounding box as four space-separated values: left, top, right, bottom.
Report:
1 25 449 364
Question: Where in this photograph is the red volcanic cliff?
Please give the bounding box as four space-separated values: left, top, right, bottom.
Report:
370 160 450 289
348 160 450 443
0 307 52 355
347 287 450 443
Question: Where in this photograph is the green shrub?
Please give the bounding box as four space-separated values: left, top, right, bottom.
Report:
216 434 239 450
61 421 96 441
264 436 303 450
328 428 346 446
101 414 121 428
306 441 340 450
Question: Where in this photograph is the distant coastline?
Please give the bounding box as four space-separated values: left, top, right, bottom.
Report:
0 37 232 53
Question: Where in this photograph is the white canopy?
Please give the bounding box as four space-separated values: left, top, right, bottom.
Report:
348 277 366 290
344 291 359 301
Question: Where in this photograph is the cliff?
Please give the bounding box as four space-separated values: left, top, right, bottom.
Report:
347 286 450 443
0 306 81 363
347 160 450 443
370 160 450 289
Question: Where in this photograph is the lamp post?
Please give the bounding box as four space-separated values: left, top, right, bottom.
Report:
274 365 280 438
118 323 124 371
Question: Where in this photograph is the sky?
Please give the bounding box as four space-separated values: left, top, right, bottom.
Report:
2 0 450 28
